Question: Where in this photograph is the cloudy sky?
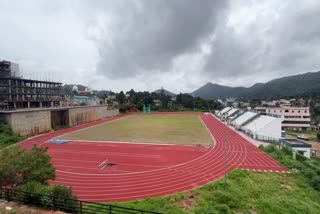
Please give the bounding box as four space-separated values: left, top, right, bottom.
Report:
1 0 320 93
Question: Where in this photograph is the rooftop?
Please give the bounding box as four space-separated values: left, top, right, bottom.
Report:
281 139 312 148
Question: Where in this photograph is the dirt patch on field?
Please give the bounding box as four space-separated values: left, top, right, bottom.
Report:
175 192 199 211
0 200 65 214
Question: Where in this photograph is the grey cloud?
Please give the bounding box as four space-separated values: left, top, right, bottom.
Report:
90 0 229 79
203 0 320 84
1 0 320 93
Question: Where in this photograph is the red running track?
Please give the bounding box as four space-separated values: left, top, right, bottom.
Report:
18 113 287 202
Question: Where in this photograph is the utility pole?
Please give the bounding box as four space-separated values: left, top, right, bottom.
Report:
223 112 227 189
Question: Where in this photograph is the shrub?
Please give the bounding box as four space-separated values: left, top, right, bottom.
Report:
51 185 79 213
15 182 78 212
0 123 25 147
15 181 51 207
310 176 320 191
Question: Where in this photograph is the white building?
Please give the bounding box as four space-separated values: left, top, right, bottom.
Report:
255 107 311 131
225 108 239 118
217 107 232 118
281 139 312 158
232 111 259 129
242 115 284 141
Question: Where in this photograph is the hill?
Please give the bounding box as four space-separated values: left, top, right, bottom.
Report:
153 89 176 97
193 71 320 100
192 83 246 100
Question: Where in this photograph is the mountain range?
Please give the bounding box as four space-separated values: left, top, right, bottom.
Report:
192 71 320 100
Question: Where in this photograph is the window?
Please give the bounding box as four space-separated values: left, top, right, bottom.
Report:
285 110 289 113
305 110 307 113
298 110 300 113
292 110 294 113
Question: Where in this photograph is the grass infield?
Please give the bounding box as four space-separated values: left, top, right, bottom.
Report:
56 114 213 145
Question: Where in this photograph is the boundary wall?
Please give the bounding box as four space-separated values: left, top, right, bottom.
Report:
0 105 119 136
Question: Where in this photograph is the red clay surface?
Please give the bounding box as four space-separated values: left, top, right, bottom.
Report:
19 113 287 202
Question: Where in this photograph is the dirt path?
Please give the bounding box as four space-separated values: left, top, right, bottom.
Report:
0 200 66 214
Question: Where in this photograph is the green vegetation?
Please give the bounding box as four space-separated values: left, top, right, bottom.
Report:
102 145 320 214
0 146 78 213
57 114 213 145
115 89 223 112
104 170 320 214
15 181 78 212
260 144 320 191
53 125 70 131
0 146 56 187
0 124 25 150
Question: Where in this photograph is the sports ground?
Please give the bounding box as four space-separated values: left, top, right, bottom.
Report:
56 114 212 145
19 113 287 202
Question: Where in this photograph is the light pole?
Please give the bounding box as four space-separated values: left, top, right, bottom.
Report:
222 112 227 189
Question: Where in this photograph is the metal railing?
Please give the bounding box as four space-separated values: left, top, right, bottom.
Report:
0 187 162 214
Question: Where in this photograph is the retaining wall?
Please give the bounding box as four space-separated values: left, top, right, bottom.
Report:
0 106 119 136
68 106 119 126
2 110 51 136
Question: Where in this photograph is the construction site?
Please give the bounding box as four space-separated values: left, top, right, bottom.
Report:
0 60 119 136
0 60 64 109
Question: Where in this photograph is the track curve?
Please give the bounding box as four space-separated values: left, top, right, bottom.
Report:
19 113 287 202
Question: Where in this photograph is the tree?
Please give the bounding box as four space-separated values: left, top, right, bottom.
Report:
116 91 126 104
127 89 136 97
0 145 55 187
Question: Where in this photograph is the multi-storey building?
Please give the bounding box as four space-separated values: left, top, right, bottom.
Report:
0 60 64 109
255 106 310 131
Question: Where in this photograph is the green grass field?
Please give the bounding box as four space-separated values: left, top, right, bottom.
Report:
57 114 213 145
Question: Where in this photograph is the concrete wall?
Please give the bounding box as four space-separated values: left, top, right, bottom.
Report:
0 106 119 136
68 106 118 126
292 147 311 158
4 110 51 136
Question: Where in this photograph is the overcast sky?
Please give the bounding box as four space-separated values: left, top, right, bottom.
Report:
1 0 320 93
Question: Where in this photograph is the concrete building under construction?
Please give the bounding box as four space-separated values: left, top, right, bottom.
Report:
0 60 64 109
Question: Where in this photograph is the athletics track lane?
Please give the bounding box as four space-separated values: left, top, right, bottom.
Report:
19 113 287 202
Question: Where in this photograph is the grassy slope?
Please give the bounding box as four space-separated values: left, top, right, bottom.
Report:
0 124 25 150
58 114 212 145
98 170 320 214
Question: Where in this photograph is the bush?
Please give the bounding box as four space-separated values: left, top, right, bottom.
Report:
317 132 320 140
310 176 320 191
0 124 25 147
15 182 78 212
15 181 52 207
119 104 130 112
51 185 79 213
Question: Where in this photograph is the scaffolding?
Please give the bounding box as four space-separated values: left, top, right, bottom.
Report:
0 60 64 109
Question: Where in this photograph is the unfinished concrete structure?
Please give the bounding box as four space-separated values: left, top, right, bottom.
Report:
0 105 119 136
0 60 64 109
